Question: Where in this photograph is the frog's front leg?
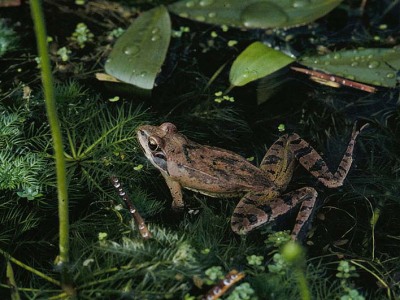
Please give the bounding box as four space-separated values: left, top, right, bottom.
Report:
162 174 184 209
231 187 318 239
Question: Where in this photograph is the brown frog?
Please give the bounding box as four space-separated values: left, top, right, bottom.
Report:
137 122 368 239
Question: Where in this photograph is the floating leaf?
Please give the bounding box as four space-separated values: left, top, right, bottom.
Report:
105 6 171 90
299 47 400 88
169 0 343 29
230 42 295 86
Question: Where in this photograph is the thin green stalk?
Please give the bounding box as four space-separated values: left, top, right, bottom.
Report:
294 268 311 300
29 0 70 284
282 241 311 300
6 261 21 300
0 248 61 286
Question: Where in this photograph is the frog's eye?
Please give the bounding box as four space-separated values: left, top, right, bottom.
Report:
148 137 159 151
160 122 177 133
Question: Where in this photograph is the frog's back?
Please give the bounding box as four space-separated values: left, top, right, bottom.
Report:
167 142 272 195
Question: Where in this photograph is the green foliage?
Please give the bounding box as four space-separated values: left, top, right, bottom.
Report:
105 5 171 90
204 266 224 283
0 105 46 197
68 226 202 299
56 46 71 62
70 23 94 48
300 48 400 88
169 0 343 29
336 260 358 280
226 282 257 300
0 19 18 57
336 261 365 300
28 81 148 192
1 2 400 300
268 253 288 276
229 42 295 87
265 230 291 248
0 195 41 243
246 255 264 266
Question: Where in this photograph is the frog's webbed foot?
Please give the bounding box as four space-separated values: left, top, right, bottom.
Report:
231 187 318 240
352 121 370 139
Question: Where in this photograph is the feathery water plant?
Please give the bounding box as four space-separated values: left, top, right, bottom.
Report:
0 18 18 57
0 106 46 196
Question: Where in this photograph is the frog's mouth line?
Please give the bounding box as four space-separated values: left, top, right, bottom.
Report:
137 129 152 159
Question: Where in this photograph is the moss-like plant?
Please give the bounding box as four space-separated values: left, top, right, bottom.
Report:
0 19 19 57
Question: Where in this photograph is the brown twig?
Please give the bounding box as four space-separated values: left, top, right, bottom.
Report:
291 66 377 93
110 176 152 239
202 269 245 300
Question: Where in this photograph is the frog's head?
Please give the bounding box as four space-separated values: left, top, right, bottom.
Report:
137 123 177 173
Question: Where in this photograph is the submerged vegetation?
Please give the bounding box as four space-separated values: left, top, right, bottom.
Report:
0 0 399 299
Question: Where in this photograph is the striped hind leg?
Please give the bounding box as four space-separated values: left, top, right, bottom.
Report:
283 123 368 188
231 187 318 239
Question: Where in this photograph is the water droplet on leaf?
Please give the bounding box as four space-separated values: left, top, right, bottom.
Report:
386 72 395 78
186 1 195 8
151 34 160 42
124 45 140 56
200 0 213 6
292 0 310 8
333 53 341 59
368 61 380 68
241 2 288 28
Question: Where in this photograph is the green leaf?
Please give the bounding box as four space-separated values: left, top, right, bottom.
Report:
169 0 343 29
230 42 295 86
105 6 171 90
299 47 400 88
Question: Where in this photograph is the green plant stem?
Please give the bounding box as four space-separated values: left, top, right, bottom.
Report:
294 268 311 300
350 260 391 299
6 261 21 300
29 0 70 283
0 248 61 286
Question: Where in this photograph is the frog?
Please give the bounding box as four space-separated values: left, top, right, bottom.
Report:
137 122 368 240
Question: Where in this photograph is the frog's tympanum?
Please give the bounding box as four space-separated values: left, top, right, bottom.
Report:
137 122 367 240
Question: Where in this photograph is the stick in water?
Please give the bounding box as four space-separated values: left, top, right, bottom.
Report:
110 176 152 239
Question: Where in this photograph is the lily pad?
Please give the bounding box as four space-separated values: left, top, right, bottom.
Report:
105 6 171 90
230 42 295 86
169 0 343 29
299 47 400 88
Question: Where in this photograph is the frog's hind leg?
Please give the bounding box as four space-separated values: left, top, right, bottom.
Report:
231 187 318 240
288 123 368 188
262 123 368 189
259 135 296 191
